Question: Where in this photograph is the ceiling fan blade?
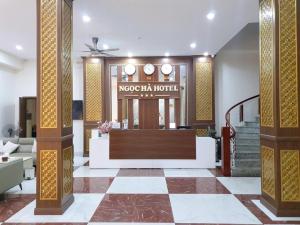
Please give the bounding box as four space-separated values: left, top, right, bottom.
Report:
102 48 120 52
100 52 116 57
85 43 96 51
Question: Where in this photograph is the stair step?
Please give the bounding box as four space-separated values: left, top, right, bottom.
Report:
235 159 260 167
231 167 261 177
236 151 260 159
236 143 260 150
243 121 260 127
236 139 260 146
236 133 260 139
235 126 260 134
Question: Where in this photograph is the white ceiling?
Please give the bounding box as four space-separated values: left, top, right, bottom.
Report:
0 0 259 60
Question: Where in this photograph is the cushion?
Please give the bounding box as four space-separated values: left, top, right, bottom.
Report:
18 145 33 153
3 141 19 154
2 138 19 145
0 140 4 153
32 139 37 153
18 138 35 145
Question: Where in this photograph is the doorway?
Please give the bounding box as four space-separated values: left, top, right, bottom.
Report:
19 97 37 138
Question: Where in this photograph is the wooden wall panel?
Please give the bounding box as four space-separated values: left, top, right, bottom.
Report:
83 57 104 156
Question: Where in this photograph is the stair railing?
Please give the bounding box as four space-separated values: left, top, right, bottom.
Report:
222 95 260 176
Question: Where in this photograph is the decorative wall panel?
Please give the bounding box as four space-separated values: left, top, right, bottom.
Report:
259 0 274 127
196 128 208 137
40 150 57 200
279 0 298 128
281 150 300 202
62 0 72 128
40 0 57 128
195 62 213 121
85 63 102 122
85 128 92 152
63 146 72 196
262 146 275 199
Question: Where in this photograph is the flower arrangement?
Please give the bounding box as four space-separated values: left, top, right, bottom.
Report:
97 121 113 134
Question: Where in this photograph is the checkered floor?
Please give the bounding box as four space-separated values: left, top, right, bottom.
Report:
1 158 300 225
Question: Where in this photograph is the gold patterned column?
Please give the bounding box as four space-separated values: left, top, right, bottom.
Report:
260 0 300 216
193 57 215 132
83 57 104 156
35 0 74 215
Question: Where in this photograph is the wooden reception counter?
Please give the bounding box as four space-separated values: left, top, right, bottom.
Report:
109 129 196 159
89 129 216 169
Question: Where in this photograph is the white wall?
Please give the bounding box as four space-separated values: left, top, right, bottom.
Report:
0 57 84 155
72 60 84 156
14 60 37 126
0 68 16 136
214 23 259 136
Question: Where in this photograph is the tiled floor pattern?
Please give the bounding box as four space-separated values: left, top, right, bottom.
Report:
1 164 300 224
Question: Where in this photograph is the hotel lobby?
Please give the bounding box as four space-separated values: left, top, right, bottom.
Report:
0 0 300 224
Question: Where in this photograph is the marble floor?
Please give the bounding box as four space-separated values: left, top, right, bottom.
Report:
1 158 300 225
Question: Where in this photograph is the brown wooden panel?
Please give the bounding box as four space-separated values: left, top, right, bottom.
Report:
110 129 196 159
139 99 159 129
165 99 170 129
128 99 134 129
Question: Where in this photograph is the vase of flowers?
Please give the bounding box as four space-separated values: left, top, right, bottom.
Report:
97 121 112 138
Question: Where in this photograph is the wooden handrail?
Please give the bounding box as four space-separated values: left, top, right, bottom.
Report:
225 94 260 138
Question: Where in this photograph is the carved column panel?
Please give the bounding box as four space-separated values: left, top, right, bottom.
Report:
193 57 215 136
260 0 300 216
83 58 104 156
35 0 73 215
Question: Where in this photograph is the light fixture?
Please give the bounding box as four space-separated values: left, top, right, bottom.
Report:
103 44 109 50
203 52 209 56
206 12 215 20
164 52 170 57
198 57 207 62
82 15 91 23
16 45 23 51
91 58 99 63
128 52 133 58
190 42 197 49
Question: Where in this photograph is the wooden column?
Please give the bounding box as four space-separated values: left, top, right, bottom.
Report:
164 71 170 129
35 0 74 214
83 57 104 156
175 65 181 127
260 0 300 216
193 57 215 136
117 66 123 125
127 75 134 129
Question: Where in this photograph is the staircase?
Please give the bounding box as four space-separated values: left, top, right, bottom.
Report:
231 116 260 177
223 94 261 177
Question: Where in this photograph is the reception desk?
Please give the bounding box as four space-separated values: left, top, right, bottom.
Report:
89 129 216 169
110 129 196 159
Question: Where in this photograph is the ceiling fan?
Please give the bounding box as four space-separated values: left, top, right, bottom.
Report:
83 37 119 57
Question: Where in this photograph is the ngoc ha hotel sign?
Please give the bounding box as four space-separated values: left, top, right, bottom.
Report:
117 82 180 99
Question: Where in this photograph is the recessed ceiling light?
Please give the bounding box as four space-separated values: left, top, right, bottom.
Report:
165 52 170 57
16 45 23 51
190 42 197 49
103 44 109 50
206 12 215 20
203 52 209 56
128 52 133 58
82 15 91 23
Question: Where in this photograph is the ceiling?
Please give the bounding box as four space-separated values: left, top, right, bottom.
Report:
0 0 259 60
